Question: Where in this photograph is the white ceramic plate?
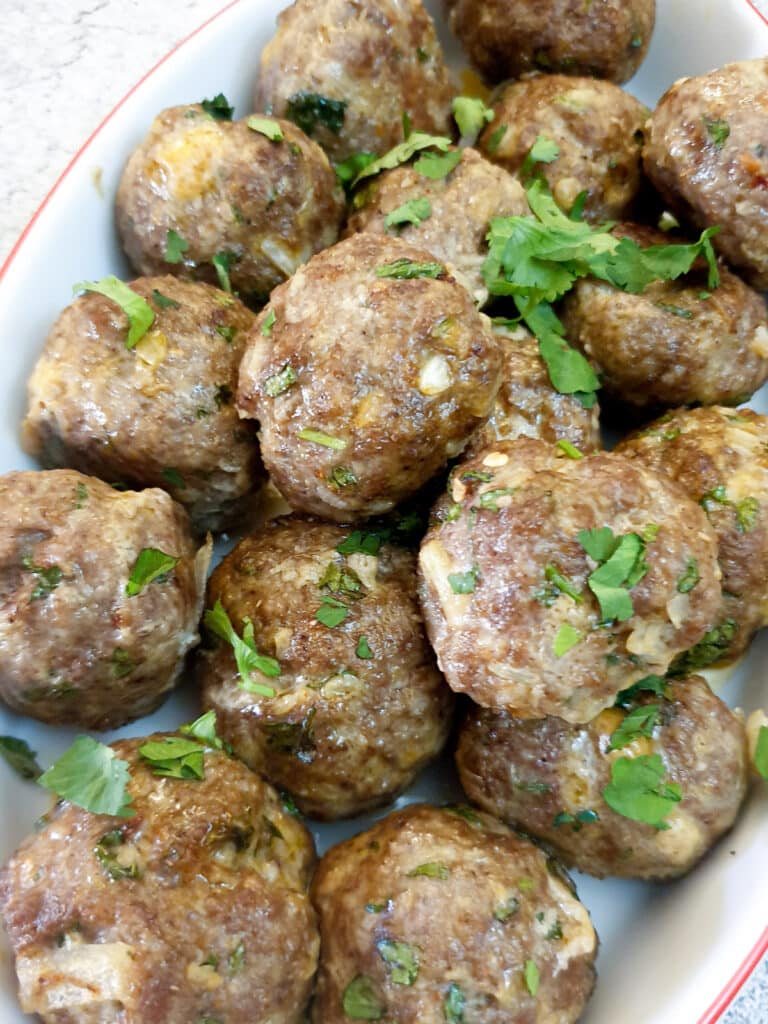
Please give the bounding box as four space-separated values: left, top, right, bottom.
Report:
1 1 767 1021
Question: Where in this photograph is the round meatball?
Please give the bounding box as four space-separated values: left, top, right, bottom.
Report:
457 675 748 880
345 147 528 304
254 0 453 164
616 406 768 668
0 735 318 1023
22 276 263 534
198 517 453 819
116 107 344 300
643 59 768 289
478 75 647 222
445 0 655 84
560 222 768 409
466 324 601 457
311 803 597 1023
0 470 208 729
418 439 722 722
237 234 502 522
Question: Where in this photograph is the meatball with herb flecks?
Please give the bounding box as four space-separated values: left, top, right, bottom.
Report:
237 234 503 522
198 516 453 820
0 470 209 729
418 439 721 723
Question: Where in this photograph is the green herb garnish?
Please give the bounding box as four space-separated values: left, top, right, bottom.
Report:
376 258 445 280
444 982 465 1022
0 736 42 780
164 229 189 264
524 960 540 997
448 565 479 594
413 148 462 179
553 623 582 656
125 548 179 597
73 277 154 349
356 635 374 659
406 862 450 879
298 428 347 449
39 736 134 817
286 91 347 137
201 93 234 120
377 939 419 985
453 96 494 138
212 250 236 292
608 705 661 750
264 363 297 397
352 132 453 186
385 197 432 228
342 975 384 1020
22 558 62 601
138 736 206 779
204 599 279 694
247 116 283 141
603 754 682 829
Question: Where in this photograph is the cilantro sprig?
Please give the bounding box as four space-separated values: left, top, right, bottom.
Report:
603 754 682 829
73 277 155 350
578 527 648 623
204 599 279 695
39 736 135 817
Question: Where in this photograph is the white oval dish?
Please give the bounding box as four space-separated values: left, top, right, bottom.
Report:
1 2 767 1022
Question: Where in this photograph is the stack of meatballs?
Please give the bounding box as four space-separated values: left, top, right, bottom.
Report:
2 0 767 1021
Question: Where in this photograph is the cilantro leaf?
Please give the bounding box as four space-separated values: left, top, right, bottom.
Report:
125 548 179 597
261 309 277 337
520 134 560 180
376 258 445 280
352 132 452 186
385 197 432 228
377 939 419 985
608 705 661 750
264 363 297 397
39 736 134 817
704 118 730 148
138 736 206 780
577 527 618 563
669 618 737 676
203 599 279 694
329 465 358 488
201 93 234 120
286 91 347 137
580 530 648 623
73 277 154 349
755 726 768 781
448 565 479 594
151 289 181 310
614 674 669 708
0 736 42 780
676 558 700 593
247 116 284 141
342 976 384 1020
22 558 62 601
524 960 540 997
603 754 682 829
316 595 349 628
212 250 237 293
180 710 226 750
407 862 450 879
356 635 374 659
557 440 584 459
444 982 465 1022
453 96 494 138
336 530 388 556
413 148 463 179
164 229 189 264
335 152 377 192
553 623 581 657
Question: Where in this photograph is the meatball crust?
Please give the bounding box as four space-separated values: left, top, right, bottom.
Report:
456 675 749 880
418 439 721 722
561 222 768 409
22 276 263 534
466 324 601 457
344 148 528 304
445 0 655 84
0 470 208 729
643 59 768 289
116 107 344 299
311 804 597 1023
198 517 453 819
616 406 768 668
0 736 318 1024
254 0 453 163
479 75 647 222
237 234 502 522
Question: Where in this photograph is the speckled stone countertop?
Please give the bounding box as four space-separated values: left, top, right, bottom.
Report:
0 1 767 1021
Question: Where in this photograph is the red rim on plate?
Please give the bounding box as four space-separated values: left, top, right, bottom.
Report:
0 1 766 1019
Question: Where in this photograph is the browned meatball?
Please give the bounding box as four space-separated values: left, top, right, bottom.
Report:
254 0 453 164
418 439 721 723
198 517 453 819
311 803 597 1023
116 107 344 300
445 0 655 84
345 148 528 304
457 675 749 880
466 324 601 457
0 735 318 1023
478 75 647 222
22 276 263 534
616 406 768 669
0 470 208 729
237 234 502 522
643 59 768 289
560 223 768 409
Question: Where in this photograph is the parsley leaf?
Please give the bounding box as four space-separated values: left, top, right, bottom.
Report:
352 131 453 186
385 197 432 228
579 529 648 622
342 976 384 1020
329 465 358 488
265 363 297 397
39 736 134 817
316 595 349 628
453 96 494 138
138 736 206 780
73 277 154 349
444 982 465 1022
201 93 234 121
377 939 419 985
247 116 283 141
608 705 661 750
125 548 179 597
356 635 374 659
376 258 445 280
94 829 140 880
286 91 347 137
553 623 582 656
203 599 279 694
413 148 462 179
755 726 768 781
164 229 190 264
603 754 682 829
0 736 42 780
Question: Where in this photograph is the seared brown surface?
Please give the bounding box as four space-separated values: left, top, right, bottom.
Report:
445 0 655 84
0 470 208 729
23 276 263 534
254 0 454 163
617 405 768 664
561 222 768 409
457 676 748 880
116 107 344 299
0 737 318 1023
345 147 528 303
479 75 647 222
311 803 597 1023
237 234 502 521
419 439 721 722
199 517 454 819
644 58 768 289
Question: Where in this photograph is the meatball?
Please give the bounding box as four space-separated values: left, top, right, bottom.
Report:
198 517 453 819
457 675 748 880
0 735 318 1023
22 276 263 534
643 59 768 289
345 147 528 304
418 439 721 722
237 234 502 522
560 222 768 409
0 470 208 729
616 406 768 668
478 75 647 223
254 0 453 164
116 107 344 300
445 0 655 84
311 803 597 1023
466 324 601 457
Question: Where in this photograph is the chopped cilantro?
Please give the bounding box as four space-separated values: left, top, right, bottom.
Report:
180 709 227 749
608 705 661 750
94 829 140 880
298 428 347 449
736 496 760 533
203 599 279 694
494 896 519 921
524 960 540 997
614 674 669 708
335 152 378 192
215 324 236 343
453 96 494 138
111 648 136 679
448 565 479 594
669 619 737 676
578 528 648 622
73 277 154 349
264 363 297 397
520 134 560 180
544 563 582 603
414 148 462 179
212 250 236 292
356 635 374 659
477 487 516 511
228 940 246 975
164 229 189 264
261 309 277 336
151 289 181 310
385 197 432 228
352 131 453 186
200 93 234 120
39 736 134 817
319 561 364 599
316 595 349 628
755 726 768 780
285 91 347 137
406 862 450 879
676 559 700 593
444 982 465 1022
22 558 62 601
0 736 42 780
138 736 206 780
377 939 419 985
376 258 445 279
337 530 387 556
329 465 358 488
342 976 384 1020
486 123 507 153
603 753 682 829
557 440 584 459
704 118 730 148
125 548 179 597
553 623 581 656
247 116 283 141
